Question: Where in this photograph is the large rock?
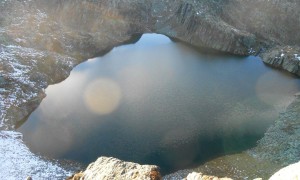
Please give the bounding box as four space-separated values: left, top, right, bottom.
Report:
71 157 161 180
261 46 300 76
269 161 300 180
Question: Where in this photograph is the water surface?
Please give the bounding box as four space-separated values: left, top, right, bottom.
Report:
18 34 300 174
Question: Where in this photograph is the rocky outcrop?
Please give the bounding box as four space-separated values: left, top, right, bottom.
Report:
261 46 300 76
68 157 161 180
151 0 259 55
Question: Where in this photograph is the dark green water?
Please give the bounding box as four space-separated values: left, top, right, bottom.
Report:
18 34 300 174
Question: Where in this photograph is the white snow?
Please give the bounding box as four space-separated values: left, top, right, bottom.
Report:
0 131 72 180
0 5 79 179
0 44 76 130
294 54 300 61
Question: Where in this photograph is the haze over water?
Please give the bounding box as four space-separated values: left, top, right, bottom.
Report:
18 34 300 173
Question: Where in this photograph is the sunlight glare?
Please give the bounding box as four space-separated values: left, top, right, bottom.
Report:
84 78 122 115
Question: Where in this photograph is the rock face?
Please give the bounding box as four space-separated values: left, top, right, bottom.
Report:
261 46 300 76
71 157 161 180
269 161 300 180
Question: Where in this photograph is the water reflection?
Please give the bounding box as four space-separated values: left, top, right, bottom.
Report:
18 34 300 174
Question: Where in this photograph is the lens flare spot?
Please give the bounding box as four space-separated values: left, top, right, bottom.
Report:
84 78 122 115
255 71 298 110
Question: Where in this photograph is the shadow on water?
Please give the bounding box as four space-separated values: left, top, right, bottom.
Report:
94 33 143 57
169 36 248 57
18 34 300 175
143 132 262 174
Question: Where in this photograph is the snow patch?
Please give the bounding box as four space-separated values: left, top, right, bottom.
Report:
0 44 76 129
294 54 300 61
0 131 72 179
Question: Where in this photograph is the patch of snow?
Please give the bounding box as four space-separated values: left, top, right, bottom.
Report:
281 53 284 57
294 54 300 61
248 48 256 54
0 131 72 179
14 38 26 44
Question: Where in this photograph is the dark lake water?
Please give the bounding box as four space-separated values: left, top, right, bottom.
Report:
18 34 300 174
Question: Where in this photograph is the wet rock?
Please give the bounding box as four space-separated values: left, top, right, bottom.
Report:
269 161 300 180
77 156 160 180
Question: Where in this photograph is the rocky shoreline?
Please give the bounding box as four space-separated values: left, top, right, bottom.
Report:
1 0 300 179
67 156 299 180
